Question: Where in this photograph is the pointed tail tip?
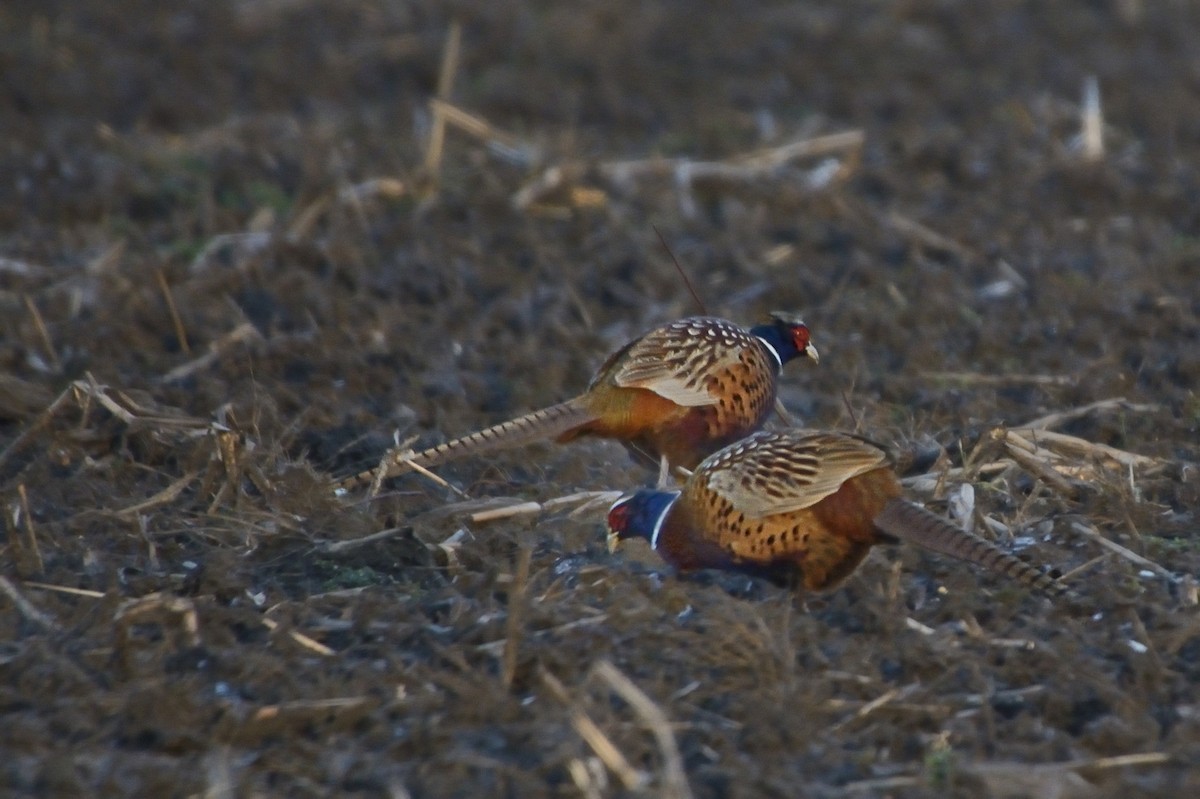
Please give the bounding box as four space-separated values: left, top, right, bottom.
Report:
1027 569 1071 599
331 400 596 495
333 466 384 494
999 552 1070 598
876 498 1070 600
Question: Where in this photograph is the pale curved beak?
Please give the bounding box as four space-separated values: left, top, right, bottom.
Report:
606 527 621 554
804 342 819 364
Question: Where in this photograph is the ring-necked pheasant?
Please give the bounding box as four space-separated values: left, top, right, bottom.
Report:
606 429 1066 596
337 314 818 491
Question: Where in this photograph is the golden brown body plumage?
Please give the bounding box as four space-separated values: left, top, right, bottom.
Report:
561 316 794 468
337 315 817 491
607 430 1065 596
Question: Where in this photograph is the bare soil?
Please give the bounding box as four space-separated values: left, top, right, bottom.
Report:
2 1 1199 796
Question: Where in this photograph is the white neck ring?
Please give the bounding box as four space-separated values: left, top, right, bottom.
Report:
650 493 681 550
757 337 784 370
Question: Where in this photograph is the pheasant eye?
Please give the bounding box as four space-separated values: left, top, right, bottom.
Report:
791 325 810 351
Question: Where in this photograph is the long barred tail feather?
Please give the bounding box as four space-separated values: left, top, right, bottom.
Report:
336 399 595 491
874 498 1066 597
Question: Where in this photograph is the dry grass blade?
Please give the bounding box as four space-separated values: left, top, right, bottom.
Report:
336 177 407 205
502 545 533 690
476 615 609 656
1074 752 1170 770
1056 553 1110 583
541 669 648 791
189 231 272 273
545 490 623 515
516 130 861 212
959 685 1046 706
250 696 369 723
288 194 331 239
16 483 45 574
597 128 863 212
81 374 137 424
0 381 79 474
653 223 707 314
883 211 978 262
442 491 624 524
23 581 106 599
827 683 917 733
415 497 518 520
155 268 192 356
22 294 61 373
0 575 59 630
383 452 466 499
429 99 537 165
423 20 461 178
593 660 694 799
566 490 625 519
598 129 863 185
338 435 469 500
900 461 1010 494
1070 520 1176 582
70 375 208 432
733 129 865 168
435 528 472 570
921 371 1074 387
317 526 407 555
1017 397 1160 431
115 470 202 519
160 322 263 383
261 616 336 656
470 501 543 523
1010 428 1162 472
999 433 1081 498
995 426 1166 497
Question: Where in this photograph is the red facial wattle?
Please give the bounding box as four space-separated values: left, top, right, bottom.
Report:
791 324 811 352
607 502 631 533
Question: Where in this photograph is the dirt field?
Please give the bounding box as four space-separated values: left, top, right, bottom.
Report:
2 1 1199 796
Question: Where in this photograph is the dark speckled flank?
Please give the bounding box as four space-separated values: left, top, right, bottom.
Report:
607 430 1066 597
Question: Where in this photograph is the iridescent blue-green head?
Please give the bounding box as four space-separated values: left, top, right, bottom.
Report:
605 489 682 553
748 312 819 370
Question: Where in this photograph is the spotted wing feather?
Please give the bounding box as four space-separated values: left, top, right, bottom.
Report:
597 317 758 407
701 430 891 517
